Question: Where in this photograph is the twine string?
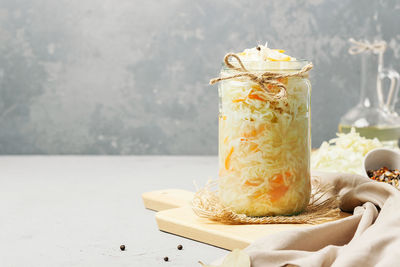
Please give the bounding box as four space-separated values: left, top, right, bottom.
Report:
348 38 387 55
191 179 341 225
210 53 313 100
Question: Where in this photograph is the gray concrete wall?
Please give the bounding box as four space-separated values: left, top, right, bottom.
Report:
0 0 399 154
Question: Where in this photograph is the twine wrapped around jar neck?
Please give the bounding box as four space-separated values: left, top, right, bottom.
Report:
210 53 313 100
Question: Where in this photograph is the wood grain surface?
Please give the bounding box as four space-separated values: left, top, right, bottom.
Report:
143 189 351 250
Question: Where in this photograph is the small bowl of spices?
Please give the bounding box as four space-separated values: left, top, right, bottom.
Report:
364 148 400 189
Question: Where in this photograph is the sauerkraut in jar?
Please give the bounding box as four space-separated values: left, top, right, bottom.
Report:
217 44 312 216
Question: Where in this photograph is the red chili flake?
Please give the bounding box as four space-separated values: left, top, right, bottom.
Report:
367 166 400 189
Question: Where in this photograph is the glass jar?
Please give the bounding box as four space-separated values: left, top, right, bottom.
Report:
339 51 400 148
218 60 312 216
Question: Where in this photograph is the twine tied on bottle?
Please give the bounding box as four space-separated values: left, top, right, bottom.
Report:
348 38 386 72
209 53 313 100
348 38 387 55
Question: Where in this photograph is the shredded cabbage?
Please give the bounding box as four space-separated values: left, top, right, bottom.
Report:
218 48 311 216
311 129 384 175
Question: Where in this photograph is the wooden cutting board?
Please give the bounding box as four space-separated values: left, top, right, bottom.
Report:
142 189 351 250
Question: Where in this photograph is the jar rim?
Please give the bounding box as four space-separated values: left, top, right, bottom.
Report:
222 59 310 71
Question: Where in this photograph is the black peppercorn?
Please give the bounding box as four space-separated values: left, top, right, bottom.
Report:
256 46 261 51
120 245 125 251
177 244 183 250
164 256 169 262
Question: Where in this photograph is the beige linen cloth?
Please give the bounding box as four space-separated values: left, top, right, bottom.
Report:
224 171 400 267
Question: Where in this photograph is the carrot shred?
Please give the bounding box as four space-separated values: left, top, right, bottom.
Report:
249 142 259 152
251 173 289 202
225 147 234 170
252 192 263 199
268 174 289 202
248 94 266 102
251 84 263 92
267 56 291 62
273 174 284 184
224 136 229 144
219 115 227 121
268 184 289 202
243 124 265 138
232 98 245 103
245 180 261 186
277 77 288 84
239 138 259 152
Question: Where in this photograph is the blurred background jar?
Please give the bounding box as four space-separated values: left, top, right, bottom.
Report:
339 39 400 148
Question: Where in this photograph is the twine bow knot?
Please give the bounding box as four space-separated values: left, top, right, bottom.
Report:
210 53 313 100
348 38 387 55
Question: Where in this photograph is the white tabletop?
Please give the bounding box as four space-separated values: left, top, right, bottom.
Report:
0 156 227 267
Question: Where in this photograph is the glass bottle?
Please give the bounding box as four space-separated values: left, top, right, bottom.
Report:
339 49 400 147
218 60 312 216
